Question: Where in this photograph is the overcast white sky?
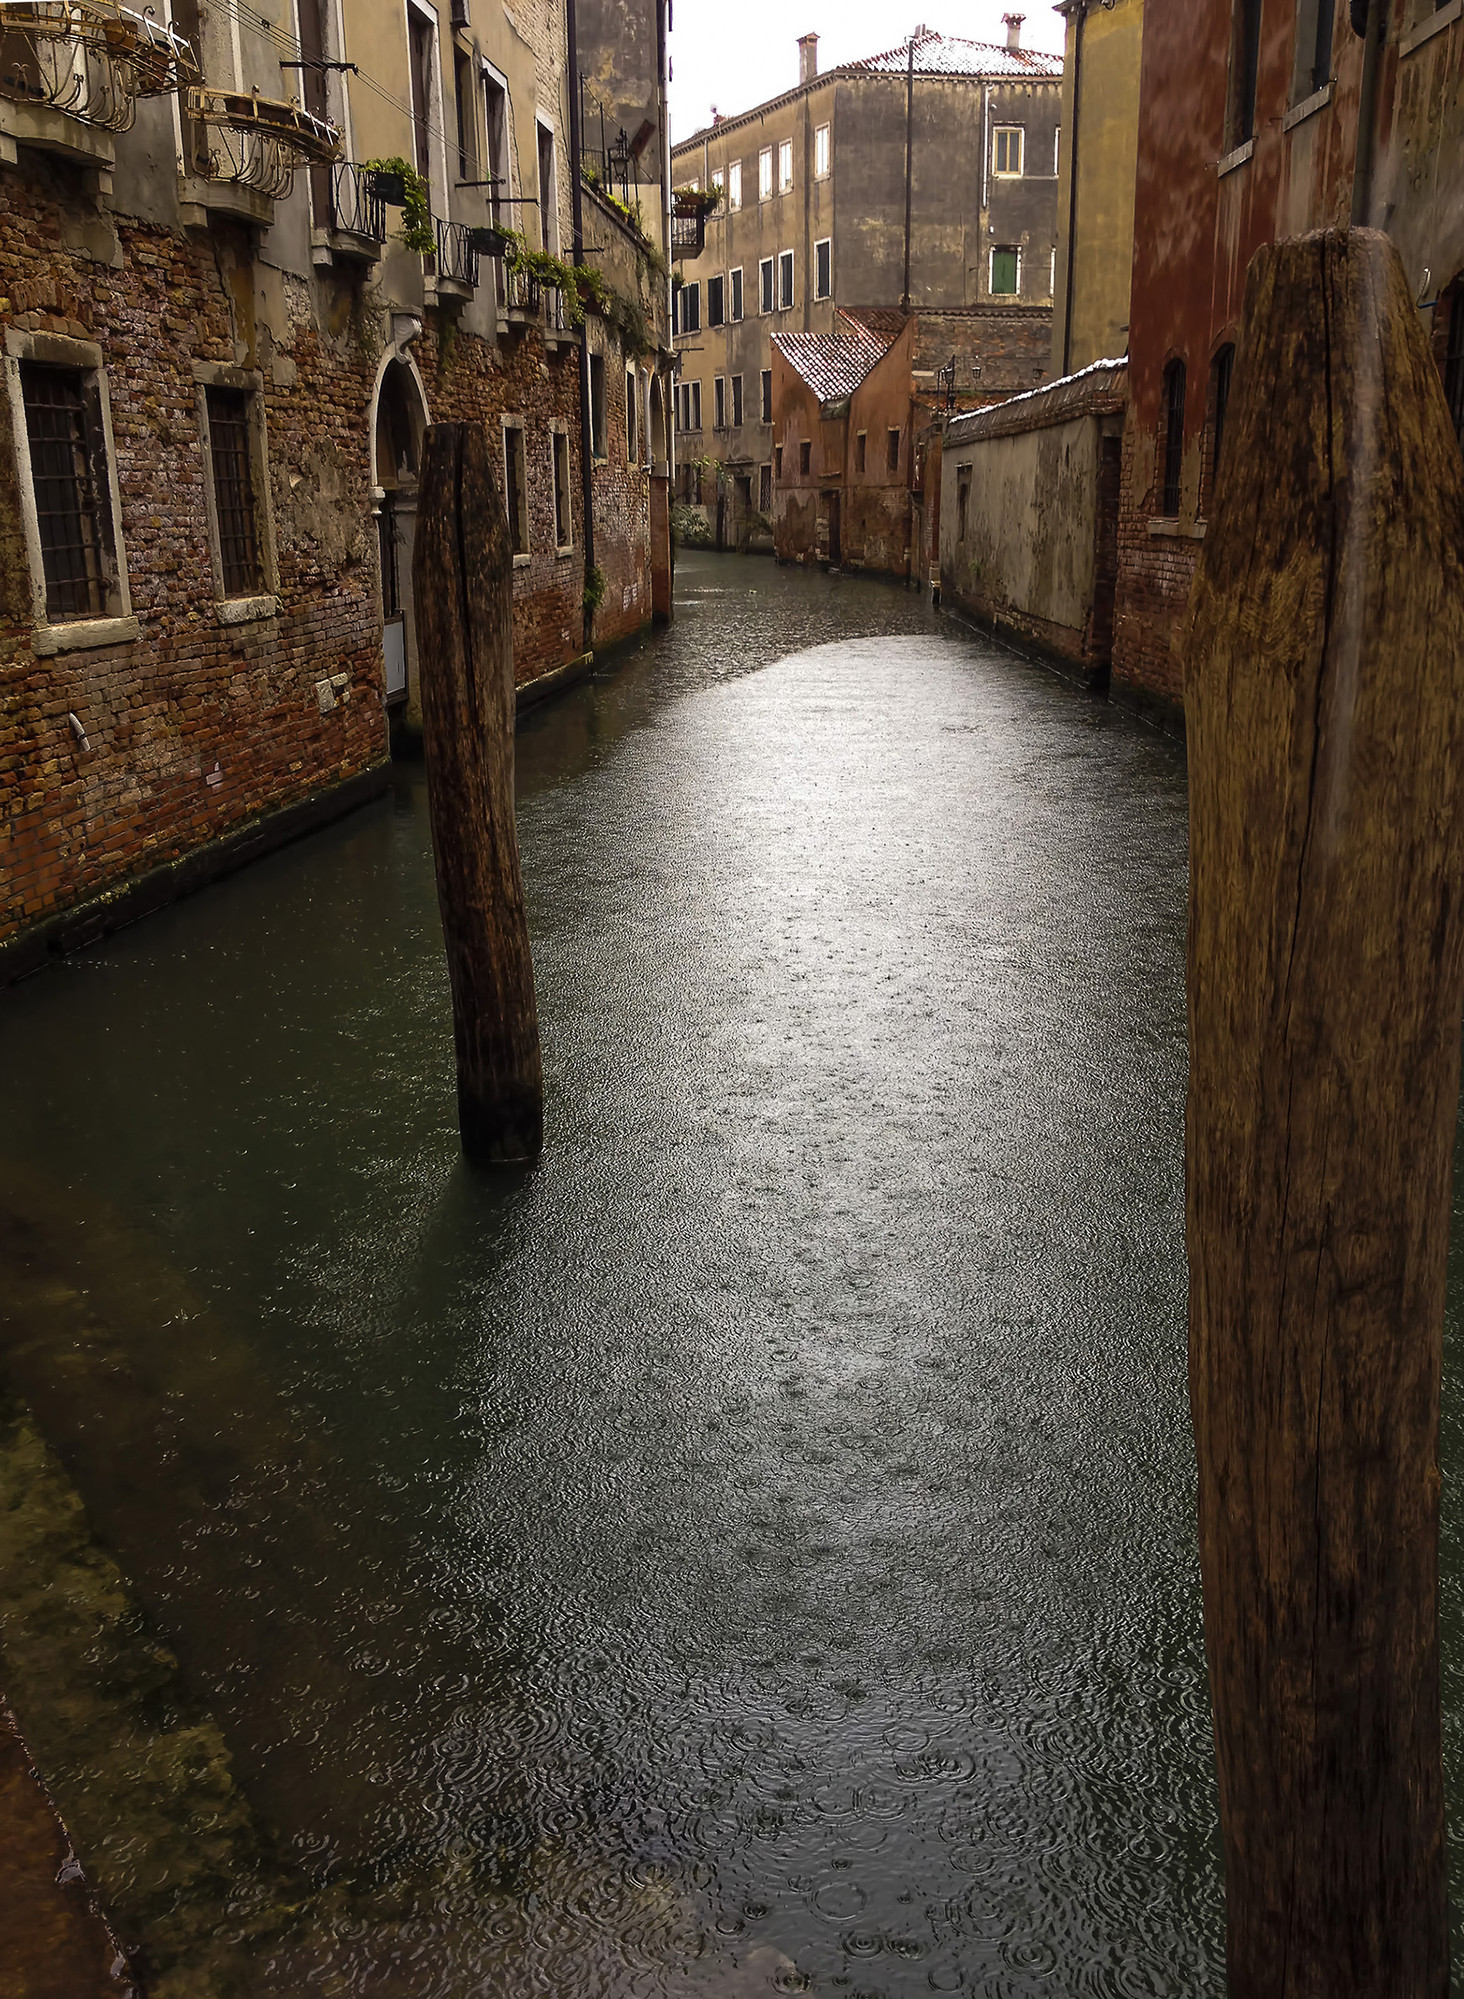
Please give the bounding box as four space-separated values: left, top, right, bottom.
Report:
668 3 1067 142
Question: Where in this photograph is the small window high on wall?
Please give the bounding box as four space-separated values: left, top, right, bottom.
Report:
1228 0 1261 145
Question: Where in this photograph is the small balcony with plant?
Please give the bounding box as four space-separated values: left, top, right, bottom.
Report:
0 0 196 179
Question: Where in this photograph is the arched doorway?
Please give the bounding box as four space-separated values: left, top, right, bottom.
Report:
648 372 673 622
370 355 430 722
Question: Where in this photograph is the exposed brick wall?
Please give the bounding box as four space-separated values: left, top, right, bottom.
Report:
0 159 603 962
0 169 386 957
1110 412 1197 713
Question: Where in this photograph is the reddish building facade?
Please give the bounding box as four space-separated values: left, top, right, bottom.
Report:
1114 0 1464 716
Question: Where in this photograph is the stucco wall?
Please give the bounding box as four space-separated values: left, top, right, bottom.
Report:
941 415 1104 661
1051 0 1144 375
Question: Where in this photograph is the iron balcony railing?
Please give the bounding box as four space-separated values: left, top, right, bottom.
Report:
434 215 478 287
503 263 539 316
183 84 340 199
0 0 196 132
329 160 385 242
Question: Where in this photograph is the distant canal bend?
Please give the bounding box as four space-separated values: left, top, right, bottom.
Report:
3 549 1464 1996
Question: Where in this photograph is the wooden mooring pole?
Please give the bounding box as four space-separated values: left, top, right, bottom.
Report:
413 421 544 1164
1183 229 1464 1997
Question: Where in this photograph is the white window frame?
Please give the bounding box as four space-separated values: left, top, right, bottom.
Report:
992 124 1024 178
711 166 724 195
406 0 450 219
814 123 830 178
758 145 773 201
4 327 137 652
814 236 831 300
731 373 743 427
728 159 742 211
759 256 774 314
778 248 794 311
193 359 282 618
730 265 744 321
989 244 1021 295
536 111 559 255
777 137 793 191
676 280 701 334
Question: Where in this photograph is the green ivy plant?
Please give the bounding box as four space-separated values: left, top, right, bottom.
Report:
365 156 434 255
583 563 607 616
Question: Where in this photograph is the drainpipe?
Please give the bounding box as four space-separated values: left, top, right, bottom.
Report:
1350 0 1384 227
1061 1 1086 377
567 0 595 643
901 33 914 311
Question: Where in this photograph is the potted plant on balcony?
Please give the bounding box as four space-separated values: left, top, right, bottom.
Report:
365 157 434 253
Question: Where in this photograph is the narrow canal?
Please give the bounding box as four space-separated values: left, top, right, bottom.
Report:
2 550 1463 1996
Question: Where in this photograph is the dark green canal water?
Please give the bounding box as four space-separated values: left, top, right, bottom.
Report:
3 549 1462 1995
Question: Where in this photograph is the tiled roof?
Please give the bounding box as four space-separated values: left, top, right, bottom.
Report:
773 321 896 403
945 355 1128 444
848 29 1062 80
838 307 909 341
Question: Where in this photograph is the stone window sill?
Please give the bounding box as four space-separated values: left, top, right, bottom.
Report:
512 553 532 569
218 594 280 625
1283 80 1333 131
555 545 574 559
1402 0 1461 54
33 613 138 656
1148 518 1207 540
1217 137 1255 177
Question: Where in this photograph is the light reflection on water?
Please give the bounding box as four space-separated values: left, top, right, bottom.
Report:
2 551 1460 1994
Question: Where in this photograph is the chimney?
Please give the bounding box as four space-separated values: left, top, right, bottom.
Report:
1002 12 1025 48
798 32 819 84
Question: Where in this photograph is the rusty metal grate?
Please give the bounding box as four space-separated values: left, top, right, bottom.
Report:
206 385 263 596
20 361 106 620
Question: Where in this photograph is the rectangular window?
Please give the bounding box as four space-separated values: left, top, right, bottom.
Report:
711 166 724 196
677 281 700 333
552 429 571 549
454 47 475 180
886 427 901 475
759 146 773 200
503 422 528 553
775 442 784 480
778 138 793 191
1161 359 1187 518
759 462 772 511
855 430 867 474
1054 124 1060 177
760 257 775 314
957 465 971 543
728 160 742 210
537 120 557 253
483 70 509 226
732 374 743 427
992 125 1024 177
815 123 830 177
815 237 831 300
19 363 110 620
407 5 435 183
205 386 264 597
798 439 811 477
714 375 727 429
589 352 607 458
1211 343 1235 484
778 250 794 310
730 267 744 321
626 366 638 462
990 245 1019 295
1229 0 1261 144
761 369 772 422
708 274 725 327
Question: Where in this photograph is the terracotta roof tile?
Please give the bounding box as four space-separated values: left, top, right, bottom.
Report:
772 322 895 403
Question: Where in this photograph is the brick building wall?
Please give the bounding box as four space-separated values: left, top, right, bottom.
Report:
0 167 388 972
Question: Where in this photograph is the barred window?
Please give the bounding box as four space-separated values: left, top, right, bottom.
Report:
206 386 263 596
21 363 107 620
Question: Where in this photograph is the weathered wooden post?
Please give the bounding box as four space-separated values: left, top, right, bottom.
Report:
413 421 544 1163
1183 228 1464 1997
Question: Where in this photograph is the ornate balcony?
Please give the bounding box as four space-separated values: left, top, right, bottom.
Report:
0 0 195 171
181 84 339 208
